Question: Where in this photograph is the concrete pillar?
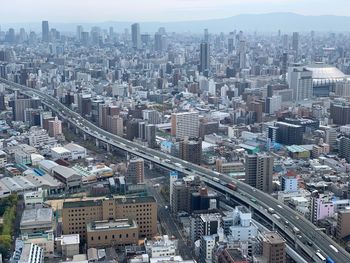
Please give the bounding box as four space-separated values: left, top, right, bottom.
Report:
75 128 79 134
106 143 110 152
95 138 99 147
67 122 71 129
83 134 87 141
126 152 130 161
149 162 153 170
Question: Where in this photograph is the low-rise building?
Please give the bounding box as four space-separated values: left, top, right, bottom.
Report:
52 165 81 190
145 235 178 258
55 234 80 258
20 231 54 258
20 208 53 234
87 219 138 248
64 143 87 160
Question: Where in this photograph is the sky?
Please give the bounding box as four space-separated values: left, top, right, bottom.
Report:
1 0 350 23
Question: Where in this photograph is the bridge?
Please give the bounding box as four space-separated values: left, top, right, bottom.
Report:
1 77 348 262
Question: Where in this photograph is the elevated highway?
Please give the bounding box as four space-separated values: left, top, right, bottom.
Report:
1 77 348 262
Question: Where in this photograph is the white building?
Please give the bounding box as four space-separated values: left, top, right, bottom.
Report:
18 243 44 263
55 234 80 258
228 206 258 242
51 147 71 161
64 143 87 160
171 112 199 139
144 235 177 258
27 127 57 148
288 67 313 101
24 188 44 208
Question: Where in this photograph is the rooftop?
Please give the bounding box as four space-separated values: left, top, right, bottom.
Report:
63 199 102 209
87 219 137 232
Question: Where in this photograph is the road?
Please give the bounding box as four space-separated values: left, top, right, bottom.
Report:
145 180 193 260
1 77 349 262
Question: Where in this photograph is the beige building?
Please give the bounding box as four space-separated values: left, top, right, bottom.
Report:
55 234 80 258
262 232 286 263
337 209 350 240
62 196 157 242
87 219 138 248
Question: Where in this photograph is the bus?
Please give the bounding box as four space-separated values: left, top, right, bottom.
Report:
316 252 326 262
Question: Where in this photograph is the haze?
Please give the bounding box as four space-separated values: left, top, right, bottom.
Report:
1 0 350 22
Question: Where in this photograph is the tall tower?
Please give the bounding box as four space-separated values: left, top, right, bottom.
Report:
245 153 274 193
199 42 210 75
131 23 141 49
204 28 209 42
42 21 49 42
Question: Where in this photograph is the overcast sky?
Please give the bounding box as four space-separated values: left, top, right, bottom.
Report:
1 0 349 22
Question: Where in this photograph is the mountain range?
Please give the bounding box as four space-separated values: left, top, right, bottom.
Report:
2 13 350 33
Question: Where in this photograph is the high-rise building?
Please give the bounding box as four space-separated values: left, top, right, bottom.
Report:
145 124 156 148
339 136 350 163
142 109 161 124
131 23 141 49
270 121 304 145
10 98 40 122
76 25 83 41
238 40 246 69
48 117 62 137
200 42 210 75
292 32 299 53
287 67 313 101
106 115 124 137
330 100 350 125
171 112 199 139
204 28 209 42
125 158 144 184
169 171 178 207
262 232 286 263
336 209 350 241
245 153 274 193
179 138 202 165
42 21 50 42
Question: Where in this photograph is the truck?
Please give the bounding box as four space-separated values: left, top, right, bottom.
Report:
227 182 237 191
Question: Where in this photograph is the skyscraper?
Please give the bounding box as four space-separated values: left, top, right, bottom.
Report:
245 153 274 193
42 21 50 42
131 23 141 49
179 138 202 165
292 32 299 52
204 28 209 42
200 42 210 75
125 158 144 184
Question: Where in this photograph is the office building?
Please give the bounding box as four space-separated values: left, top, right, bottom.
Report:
171 112 199 139
106 115 124 137
48 117 62 137
336 209 350 241
11 98 40 122
339 136 350 163
271 122 304 145
19 243 44 263
200 42 210 75
142 109 161 124
42 21 49 42
262 232 286 263
288 67 313 101
292 32 299 53
216 159 244 175
145 124 156 148
171 176 201 214
190 212 221 242
245 153 274 193
281 171 298 193
179 138 202 165
125 158 144 184
238 40 246 69
86 219 138 248
330 100 350 125
131 23 141 49
62 196 157 241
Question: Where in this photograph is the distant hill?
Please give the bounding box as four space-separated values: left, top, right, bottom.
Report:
3 13 350 33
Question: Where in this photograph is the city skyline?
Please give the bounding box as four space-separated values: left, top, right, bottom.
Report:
0 0 349 23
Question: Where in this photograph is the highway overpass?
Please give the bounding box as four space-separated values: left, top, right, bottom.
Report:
1 77 348 262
